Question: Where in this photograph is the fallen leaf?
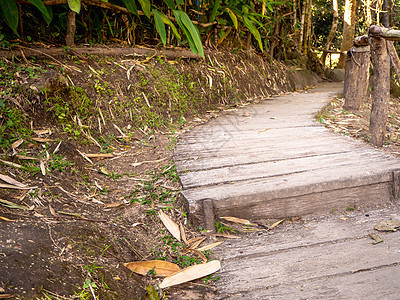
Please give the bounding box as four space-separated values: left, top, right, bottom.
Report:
11 138 24 149
146 285 160 300
40 160 46 176
0 199 28 210
34 129 51 135
196 241 223 252
267 219 284 231
159 260 221 289
220 216 255 226
369 233 383 244
159 210 181 241
374 220 400 232
179 223 187 245
0 183 34 190
85 153 114 158
0 174 27 188
186 248 208 263
0 294 13 299
213 233 240 239
123 260 180 277
0 216 12 221
15 155 39 161
0 159 23 169
31 137 54 143
49 204 57 216
186 236 206 245
99 166 111 176
188 237 206 250
104 203 124 208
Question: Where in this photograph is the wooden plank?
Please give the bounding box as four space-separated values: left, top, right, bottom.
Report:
180 150 395 188
216 233 400 295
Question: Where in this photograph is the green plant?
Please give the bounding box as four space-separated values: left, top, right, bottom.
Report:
202 274 221 284
346 205 356 211
215 220 236 234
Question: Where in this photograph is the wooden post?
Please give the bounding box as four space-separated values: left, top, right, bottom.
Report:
369 26 390 147
343 45 370 111
65 10 76 46
202 199 216 233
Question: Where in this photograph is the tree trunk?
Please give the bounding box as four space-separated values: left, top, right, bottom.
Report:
304 0 312 55
322 0 338 67
382 0 390 27
298 0 306 53
369 32 390 147
366 0 372 27
343 46 370 111
337 0 357 68
65 9 76 46
387 41 400 84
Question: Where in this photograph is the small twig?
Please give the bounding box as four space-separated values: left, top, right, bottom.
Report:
76 149 94 165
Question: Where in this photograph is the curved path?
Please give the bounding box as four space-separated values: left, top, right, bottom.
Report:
174 82 400 222
174 82 400 299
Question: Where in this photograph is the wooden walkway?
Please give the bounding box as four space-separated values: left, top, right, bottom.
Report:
174 82 400 223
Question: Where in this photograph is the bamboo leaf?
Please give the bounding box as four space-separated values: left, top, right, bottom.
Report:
43 6 53 25
0 174 27 188
153 9 167 45
196 241 223 252
138 0 151 18
123 260 180 277
209 0 222 22
0 199 28 210
243 16 263 51
163 0 175 10
0 0 19 34
121 0 138 16
220 216 255 226
159 12 181 41
173 10 204 57
67 0 81 14
225 8 238 29
27 0 51 20
159 210 181 241
159 260 221 289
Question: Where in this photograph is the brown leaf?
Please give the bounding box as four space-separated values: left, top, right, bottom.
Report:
186 248 208 263
11 138 24 149
0 216 12 221
0 183 34 190
188 237 206 250
159 210 181 241
15 155 39 161
220 216 255 226
0 159 23 169
34 129 51 136
159 260 221 289
267 219 285 231
0 174 27 188
31 137 54 143
49 205 57 216
186 236 206 245
40 160 46 176
103 203 124 208
123 260 180 277
179 223 187 245
85 153 114 158
213 233 240 239
196 241 223 252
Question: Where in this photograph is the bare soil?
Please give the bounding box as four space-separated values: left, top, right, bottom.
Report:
0 48 320 299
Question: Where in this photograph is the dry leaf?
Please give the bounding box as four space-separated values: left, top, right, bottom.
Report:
179 223 187 245
267 219 284 231
85 153 114 158
188 237 206 250
186 236 206 245
32 137 54 143
123 260 180 277
0 183 34 190
34 129 51 135
0 199 28 210
104 203 124 208
220 216 255 226
15 155 39 161
0 160 23 169
213 233 240 239
186 248 207 263
0 216 12 221
159 210 181 241
196 241 223 252
159 260 221 289
49 204 57 216
11 138 24 149
0 174 27 188
40 161 46 176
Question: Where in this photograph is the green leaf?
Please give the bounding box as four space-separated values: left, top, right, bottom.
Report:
243 16 263 51
27 0 50 20
152 9 166 45
121 0 138 16
138 0 151 18
209 0 221 22
43 6 53 25
0 0 19 34
173 10 204 57
158 9 181 41
67 0 81 14
163 0 175 10
225 8 238 29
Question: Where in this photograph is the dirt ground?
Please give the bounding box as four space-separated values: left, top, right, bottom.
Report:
1 48 320 299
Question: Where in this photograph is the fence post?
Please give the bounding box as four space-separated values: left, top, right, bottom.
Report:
369 25 390 147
